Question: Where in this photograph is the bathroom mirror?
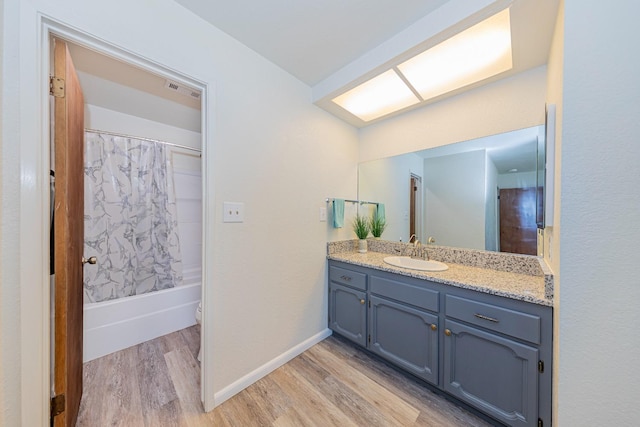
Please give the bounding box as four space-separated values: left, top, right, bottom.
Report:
358 125 545 255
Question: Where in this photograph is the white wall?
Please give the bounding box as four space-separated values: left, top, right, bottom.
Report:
0 0 5 420
358 65 547 162
485 155 498 251
545 2 563 423
0 1 358 425
424 150 486 249
358 152 423 242
86 104 201 149
557 0 640 424
0 0 22 424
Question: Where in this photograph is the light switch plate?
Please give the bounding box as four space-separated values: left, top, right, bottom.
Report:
319 207 327 222
223 202 245 223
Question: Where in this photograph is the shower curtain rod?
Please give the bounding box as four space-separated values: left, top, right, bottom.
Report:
85 128 202 154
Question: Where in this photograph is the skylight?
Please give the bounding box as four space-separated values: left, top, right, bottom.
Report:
331 70 421 122
331 9 513 122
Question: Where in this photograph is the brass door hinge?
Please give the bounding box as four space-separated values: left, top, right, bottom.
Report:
538 418 543 427
50 76 65 98
538 360 544 373
51 394 65 418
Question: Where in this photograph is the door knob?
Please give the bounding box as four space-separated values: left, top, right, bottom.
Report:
82 256 97 265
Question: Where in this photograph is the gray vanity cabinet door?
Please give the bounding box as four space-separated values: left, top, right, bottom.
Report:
443 319 539 427
369 295 439 385
329 283 367 347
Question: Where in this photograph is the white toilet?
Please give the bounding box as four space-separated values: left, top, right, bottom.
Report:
195 302 202 362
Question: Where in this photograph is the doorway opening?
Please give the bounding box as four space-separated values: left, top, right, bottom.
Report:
48 33 206 426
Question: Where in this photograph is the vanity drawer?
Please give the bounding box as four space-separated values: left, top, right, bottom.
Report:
329 266 367 291
445 295 541 344
370 276 439 312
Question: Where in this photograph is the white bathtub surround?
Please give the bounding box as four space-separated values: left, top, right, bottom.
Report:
173 158 202 281
83 281 201 362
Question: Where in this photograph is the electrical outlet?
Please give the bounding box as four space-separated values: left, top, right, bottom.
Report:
223 202 244 223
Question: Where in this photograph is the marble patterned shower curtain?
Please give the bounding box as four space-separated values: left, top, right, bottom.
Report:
83 131 183 303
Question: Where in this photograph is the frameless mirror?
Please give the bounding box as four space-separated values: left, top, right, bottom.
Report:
358 125 545 256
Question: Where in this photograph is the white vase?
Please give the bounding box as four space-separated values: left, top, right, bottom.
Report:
358 239 368 253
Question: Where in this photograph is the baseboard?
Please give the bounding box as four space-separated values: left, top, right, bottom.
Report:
213 328 332 406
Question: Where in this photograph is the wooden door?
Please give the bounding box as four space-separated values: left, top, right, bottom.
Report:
52 38 86 427
409 176 417 239
499 188 537 255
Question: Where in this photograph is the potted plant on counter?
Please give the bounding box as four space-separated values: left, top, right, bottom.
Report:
370 214 387 239
352 214 370 253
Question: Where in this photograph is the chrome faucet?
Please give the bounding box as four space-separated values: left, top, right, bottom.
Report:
401 234 423 258
398 234 431 260
412 240 423 259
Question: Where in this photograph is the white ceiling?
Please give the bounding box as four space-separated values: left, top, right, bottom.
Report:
173 0 450 86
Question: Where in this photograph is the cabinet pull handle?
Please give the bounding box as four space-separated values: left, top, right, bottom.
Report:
474 313 500 323
341 275 352 281
360 299 365 305
444 329 452 336
430 324 437 331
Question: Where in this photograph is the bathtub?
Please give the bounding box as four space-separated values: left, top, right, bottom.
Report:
83 271 201 362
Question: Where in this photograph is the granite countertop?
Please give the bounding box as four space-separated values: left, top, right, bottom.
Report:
328 240 554 307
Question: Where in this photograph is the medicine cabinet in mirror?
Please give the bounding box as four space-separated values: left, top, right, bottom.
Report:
358 125 546 256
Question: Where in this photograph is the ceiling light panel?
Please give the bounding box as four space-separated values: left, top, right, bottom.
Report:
332 69 420 122
398 8 513 101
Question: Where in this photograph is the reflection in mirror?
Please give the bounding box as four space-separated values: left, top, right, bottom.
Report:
358 126 545 255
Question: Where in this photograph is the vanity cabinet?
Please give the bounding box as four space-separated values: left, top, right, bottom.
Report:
327 260 553 427
443 295 542 427
369 276 440 385
328 265 367 347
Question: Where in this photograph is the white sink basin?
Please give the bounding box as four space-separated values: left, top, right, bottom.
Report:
383 256 449 272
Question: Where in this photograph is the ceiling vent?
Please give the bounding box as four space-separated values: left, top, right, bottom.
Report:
164 79 201 100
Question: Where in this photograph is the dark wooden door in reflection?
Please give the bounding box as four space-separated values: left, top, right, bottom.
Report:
410 176 417 238
499 188 537 255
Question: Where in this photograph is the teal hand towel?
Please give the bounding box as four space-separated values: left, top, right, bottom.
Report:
375 203 386 222
333 199 345 228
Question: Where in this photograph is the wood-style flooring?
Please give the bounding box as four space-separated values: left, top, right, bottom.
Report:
77 326 495 426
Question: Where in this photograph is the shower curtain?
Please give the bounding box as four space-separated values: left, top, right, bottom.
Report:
83 131 183 303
